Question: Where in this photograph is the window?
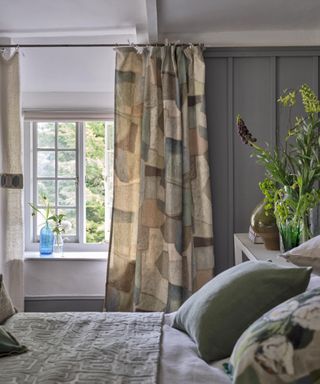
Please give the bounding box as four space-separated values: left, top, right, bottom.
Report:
25 119 114 252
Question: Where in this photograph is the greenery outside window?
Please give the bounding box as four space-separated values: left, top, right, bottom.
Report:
25 118 114 252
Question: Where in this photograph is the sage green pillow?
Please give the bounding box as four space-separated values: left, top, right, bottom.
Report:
0 274 16 324
0 326 27 358
173 261 312 362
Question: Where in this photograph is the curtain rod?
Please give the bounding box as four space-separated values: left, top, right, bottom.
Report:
0 43 204 48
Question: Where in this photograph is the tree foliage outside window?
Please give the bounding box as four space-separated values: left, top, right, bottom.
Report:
85 121 107 243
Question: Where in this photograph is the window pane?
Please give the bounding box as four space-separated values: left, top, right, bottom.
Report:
36 212 47 236
58 208 76 236
37 122 55 148
85 121 106 243
37 180 55 205
38 151 55 177
86 205 105 243
58 151 76 177
58 180 76 206
58 122 76 149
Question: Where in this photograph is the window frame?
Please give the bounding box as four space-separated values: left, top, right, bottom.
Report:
24 113 114 253
32 121 80 243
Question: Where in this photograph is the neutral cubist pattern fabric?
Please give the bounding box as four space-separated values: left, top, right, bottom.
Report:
106 46 214 312
0 51 24 311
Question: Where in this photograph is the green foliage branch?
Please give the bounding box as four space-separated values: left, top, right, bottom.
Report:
236 84 320 240
29 195 66 235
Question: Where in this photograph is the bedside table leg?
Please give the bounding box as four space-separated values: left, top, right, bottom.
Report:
234 236 243 265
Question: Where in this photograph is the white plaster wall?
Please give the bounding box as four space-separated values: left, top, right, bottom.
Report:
24 259 107 297
15 35 133 110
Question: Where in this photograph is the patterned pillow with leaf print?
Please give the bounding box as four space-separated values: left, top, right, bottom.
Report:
229 287 320 384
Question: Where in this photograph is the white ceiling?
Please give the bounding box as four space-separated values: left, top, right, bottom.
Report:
1 0 320 109
0 0 146 34
159 0 320 34
2 0 320 40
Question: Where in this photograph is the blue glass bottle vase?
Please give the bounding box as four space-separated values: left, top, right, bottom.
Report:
40 222 54 256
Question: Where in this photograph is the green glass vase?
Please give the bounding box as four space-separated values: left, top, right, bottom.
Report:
279 222 301 252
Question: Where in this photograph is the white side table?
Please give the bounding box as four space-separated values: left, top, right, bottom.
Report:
234 233 294 267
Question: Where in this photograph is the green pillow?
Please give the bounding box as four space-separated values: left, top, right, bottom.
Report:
0 326 27 358
0 274 16 324
173 261 312 362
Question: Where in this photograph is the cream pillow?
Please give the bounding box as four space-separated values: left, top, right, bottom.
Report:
229 287 320 383
0 275 16 324
281 235 320 274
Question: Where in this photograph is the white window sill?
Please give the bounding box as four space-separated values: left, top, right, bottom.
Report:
24 251 107 261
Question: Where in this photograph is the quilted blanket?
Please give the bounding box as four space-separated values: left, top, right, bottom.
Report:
0 311 164 384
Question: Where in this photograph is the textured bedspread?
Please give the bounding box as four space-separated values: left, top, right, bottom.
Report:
1 312 164 384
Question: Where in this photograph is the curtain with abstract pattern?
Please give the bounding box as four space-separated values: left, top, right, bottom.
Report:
105 46 214 312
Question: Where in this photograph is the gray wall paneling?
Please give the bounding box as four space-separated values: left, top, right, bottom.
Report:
205 47 320 274
233 57 273 234
277 57 314 144
206 58 230 274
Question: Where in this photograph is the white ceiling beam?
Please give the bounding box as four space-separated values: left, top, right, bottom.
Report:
145 0 158 43
0 37 11 44
0 27 136 39
163 29 320 47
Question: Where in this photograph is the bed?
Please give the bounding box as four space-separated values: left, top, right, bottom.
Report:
1 271 320 384
0 311 230 384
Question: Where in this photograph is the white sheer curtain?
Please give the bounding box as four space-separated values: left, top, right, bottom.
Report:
0 50 24 311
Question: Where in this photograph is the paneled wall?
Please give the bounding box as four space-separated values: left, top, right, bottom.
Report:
205 47 320 274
